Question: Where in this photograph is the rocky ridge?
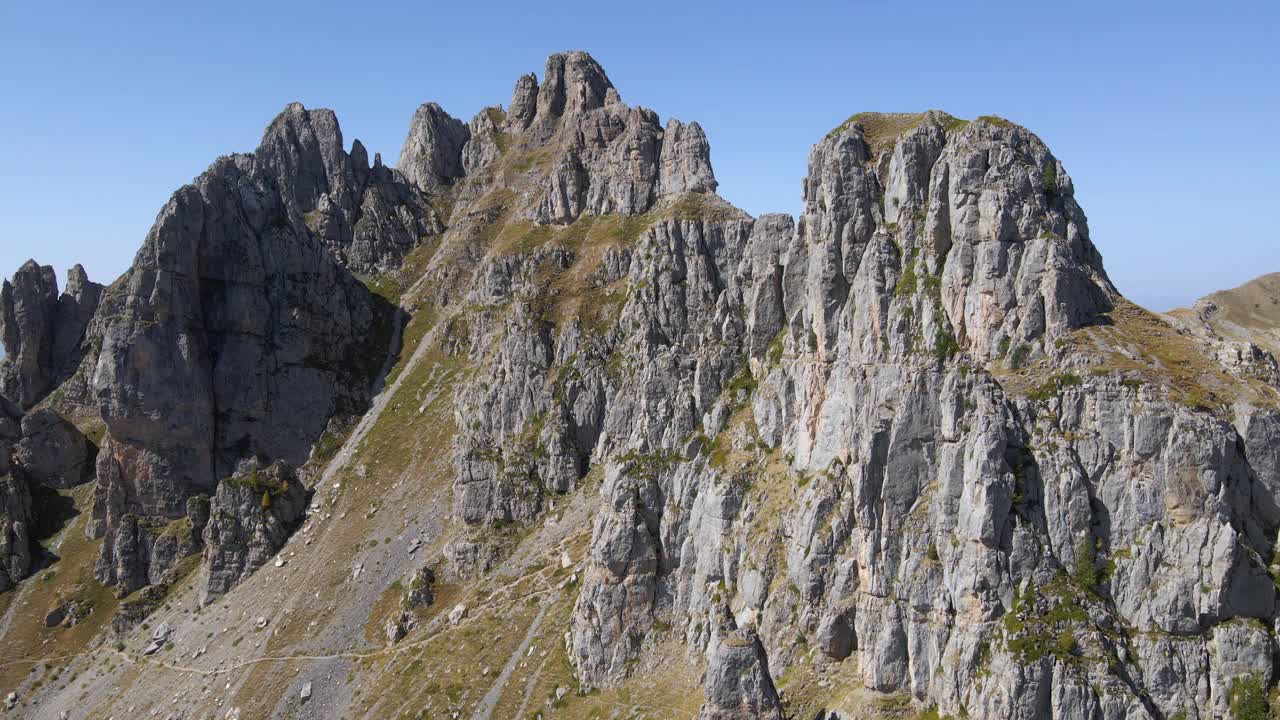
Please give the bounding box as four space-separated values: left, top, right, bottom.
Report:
0 52 1278 720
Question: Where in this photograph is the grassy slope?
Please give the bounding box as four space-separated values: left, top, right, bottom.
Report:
0 484 117 702
1170 272 1280 356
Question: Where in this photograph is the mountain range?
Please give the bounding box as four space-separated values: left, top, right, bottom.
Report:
2 51 1279 720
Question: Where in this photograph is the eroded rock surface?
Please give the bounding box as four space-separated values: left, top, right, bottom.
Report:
0 262 102 411
201 461 308 604
88 103 416 593
0 471 32 592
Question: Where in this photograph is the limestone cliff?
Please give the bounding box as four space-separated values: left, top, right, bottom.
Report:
1 51 1278 720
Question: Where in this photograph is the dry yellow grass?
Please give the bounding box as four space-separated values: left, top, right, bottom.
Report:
0 484 118 697
997 298 1277 410
825 111 969 155
1170 272 1280 357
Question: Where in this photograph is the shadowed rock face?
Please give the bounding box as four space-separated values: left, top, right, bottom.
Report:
0 262 102 411
88 104 414 593
13 408 95 489
5 51 1280 720
0 472 33 592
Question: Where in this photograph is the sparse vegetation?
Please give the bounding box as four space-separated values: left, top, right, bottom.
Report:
766 333 785 367
1026 372 1083 401
1001 574 1092 663
1228 675 1269 720
1072 538 1100 590
1041 163 1058 194
617 448 684 481
896 249 919 298
1007 342 1030 369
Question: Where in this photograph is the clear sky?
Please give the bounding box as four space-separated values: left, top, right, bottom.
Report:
0 0 1275 311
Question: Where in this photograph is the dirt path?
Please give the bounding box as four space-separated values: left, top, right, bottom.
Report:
512 651 550 720
470 590 560 720
0 540 568 678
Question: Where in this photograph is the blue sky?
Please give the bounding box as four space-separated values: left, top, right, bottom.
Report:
0 0 1275 311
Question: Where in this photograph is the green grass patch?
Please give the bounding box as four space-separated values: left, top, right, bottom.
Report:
1026 372 1083 401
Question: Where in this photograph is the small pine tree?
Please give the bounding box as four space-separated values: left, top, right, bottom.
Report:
1228 675 1269 720
1073 537 1099 590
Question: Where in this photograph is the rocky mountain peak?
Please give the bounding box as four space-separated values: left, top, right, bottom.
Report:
3 51 1279 720
397 101 470 192
0 260 102 411
426 51 719 225
795 108 1115 368
535 50 616 122
506 72 539 130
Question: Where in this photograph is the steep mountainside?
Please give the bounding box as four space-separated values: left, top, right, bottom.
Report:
1 52 1279 720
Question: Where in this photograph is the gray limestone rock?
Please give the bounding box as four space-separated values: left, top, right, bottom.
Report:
0 262 103 412
658 119 717 196
507 73 539 131
397 102 470 193
0 471 33 592
404 566 435 608
816 611 855 661
12 407 95 489
89 103 406 594
200 461 309 604
699 612 784 720
5 52 1279 720
0 261 59 410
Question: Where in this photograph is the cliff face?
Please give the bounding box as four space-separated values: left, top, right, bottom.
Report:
0 262 102 592
2 51 1279 720
0 262 102 412
88 103 431 594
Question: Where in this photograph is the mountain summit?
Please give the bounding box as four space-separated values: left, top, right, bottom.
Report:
2 51 1279 720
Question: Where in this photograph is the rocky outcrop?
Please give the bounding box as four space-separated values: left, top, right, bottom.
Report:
200 461 308 604
397 102 470 193
506 74 539 131
699 614 785 720
12 407 95 489
452 203 756 531
0 262 102 411
260 103 444 274
547 107 1280 720
0 262 59 410
0 470 32 592
490 51 719 224
0 262 102 592
89 103 414 593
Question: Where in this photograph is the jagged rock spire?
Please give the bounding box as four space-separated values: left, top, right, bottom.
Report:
507 73 539 130
397 102 470 192
0 261 102 411
535 50 616 121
